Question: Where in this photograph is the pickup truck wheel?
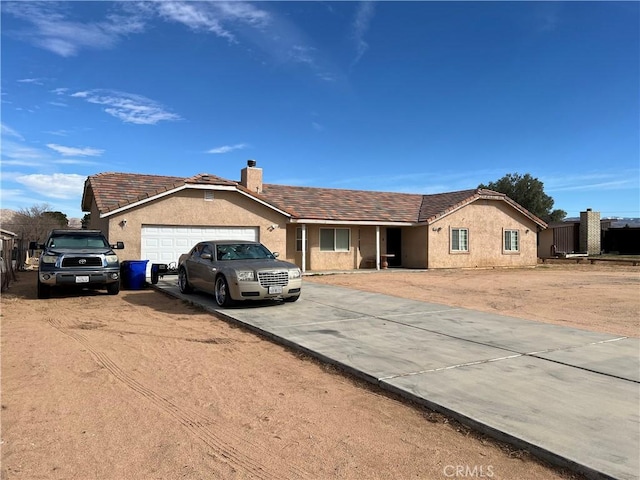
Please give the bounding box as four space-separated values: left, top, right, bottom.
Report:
107 282 120 295
37 279 51 299
178 268 193 294
214 275 234 307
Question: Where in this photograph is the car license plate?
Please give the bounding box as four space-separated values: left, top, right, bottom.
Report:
76 276 89 283
268 286 283 294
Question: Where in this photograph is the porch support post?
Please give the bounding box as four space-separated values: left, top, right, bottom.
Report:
375 226 381 270
301 224 307 273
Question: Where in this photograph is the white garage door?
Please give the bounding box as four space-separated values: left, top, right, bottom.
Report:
141 225 259 276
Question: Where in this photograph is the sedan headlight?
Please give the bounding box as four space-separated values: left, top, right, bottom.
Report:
288 268 302 279
41 254 58 264
236 270 256 281
105 254 119 264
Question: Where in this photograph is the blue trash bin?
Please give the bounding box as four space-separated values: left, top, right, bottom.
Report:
121 260 149 290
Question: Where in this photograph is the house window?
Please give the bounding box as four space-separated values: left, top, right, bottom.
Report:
504 229 519 252
320 228 350 252
296 227 306 252
451 228 469 252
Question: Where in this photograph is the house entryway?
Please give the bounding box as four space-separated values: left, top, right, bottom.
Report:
386 228 402 267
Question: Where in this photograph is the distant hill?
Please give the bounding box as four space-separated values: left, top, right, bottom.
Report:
564 216 640 228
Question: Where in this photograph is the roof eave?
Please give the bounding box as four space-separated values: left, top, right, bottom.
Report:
290 218 414 226
98 183 292 219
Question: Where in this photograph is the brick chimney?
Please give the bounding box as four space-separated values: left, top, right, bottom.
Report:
580 208 601 255
240 159 263 194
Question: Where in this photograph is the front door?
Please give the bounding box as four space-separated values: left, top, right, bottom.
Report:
386 228 402 267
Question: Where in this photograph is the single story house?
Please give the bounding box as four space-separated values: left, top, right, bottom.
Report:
81 161 547 273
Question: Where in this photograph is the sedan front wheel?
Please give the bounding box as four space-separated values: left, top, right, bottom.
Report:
214 275 234 307
178 268 193 294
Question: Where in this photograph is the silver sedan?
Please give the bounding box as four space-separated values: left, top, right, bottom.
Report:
177 240 302 307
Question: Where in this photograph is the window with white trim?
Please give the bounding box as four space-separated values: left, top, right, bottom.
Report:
320 228 350 252
504 229 519 252
451 228 469 252
296 227 305 252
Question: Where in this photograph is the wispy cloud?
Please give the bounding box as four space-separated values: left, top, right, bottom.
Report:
5 2 338 81
18 78 45 85
544 171 639 192
70 89 181 125
0 140 47 165
206 143 248 154
1 123 25 141
15 173 86 200
3 2 146 57
46 144 104 157
351 2 375 66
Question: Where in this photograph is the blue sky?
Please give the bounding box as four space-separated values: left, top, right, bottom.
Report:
1 1 638 220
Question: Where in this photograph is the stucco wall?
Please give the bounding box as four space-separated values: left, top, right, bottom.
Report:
538 229 555 258
90 189 289 263
402 226 428 268
427 200 539 268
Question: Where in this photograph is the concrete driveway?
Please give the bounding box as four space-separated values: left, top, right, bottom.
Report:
154 280 639 480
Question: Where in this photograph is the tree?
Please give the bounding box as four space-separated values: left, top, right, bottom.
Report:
479 173 566 223
2 204 70 244
81 213 91 229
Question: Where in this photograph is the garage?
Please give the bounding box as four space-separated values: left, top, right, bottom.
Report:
141 225 259 275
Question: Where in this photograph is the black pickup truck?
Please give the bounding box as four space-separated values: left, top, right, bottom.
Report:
33 229 124 299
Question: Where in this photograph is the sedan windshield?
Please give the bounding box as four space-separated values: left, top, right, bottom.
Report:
216 243 274 261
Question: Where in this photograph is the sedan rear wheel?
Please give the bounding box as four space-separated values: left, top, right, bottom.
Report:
178 268 193 294
214 275 234 307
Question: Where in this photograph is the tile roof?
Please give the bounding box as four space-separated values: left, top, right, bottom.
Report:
82 172 546 227
260 184 424 222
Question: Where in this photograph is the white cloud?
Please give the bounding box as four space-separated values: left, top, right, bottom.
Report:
51 87 69 96
206 143 248 154
15 173 86 200
46 144 104 157
69 89 181 125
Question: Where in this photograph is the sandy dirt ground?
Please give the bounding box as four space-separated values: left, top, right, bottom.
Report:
1 265 637 480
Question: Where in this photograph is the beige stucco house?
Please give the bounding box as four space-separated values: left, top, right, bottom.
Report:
81 161 547 273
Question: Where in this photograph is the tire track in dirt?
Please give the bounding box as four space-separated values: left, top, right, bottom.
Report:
47 316 309 480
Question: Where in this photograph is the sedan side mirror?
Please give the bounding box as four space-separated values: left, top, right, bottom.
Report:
201 253 213 260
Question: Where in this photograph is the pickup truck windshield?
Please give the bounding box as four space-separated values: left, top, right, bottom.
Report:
47 235 110 249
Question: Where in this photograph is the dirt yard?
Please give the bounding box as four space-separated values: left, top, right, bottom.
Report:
1 265 637 480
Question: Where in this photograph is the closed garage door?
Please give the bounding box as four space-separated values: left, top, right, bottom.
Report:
141 225 259 275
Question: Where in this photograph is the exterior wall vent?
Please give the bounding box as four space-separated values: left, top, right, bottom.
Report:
204 191 214 201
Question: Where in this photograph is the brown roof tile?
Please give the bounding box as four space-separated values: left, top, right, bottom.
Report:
261 184 424 222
